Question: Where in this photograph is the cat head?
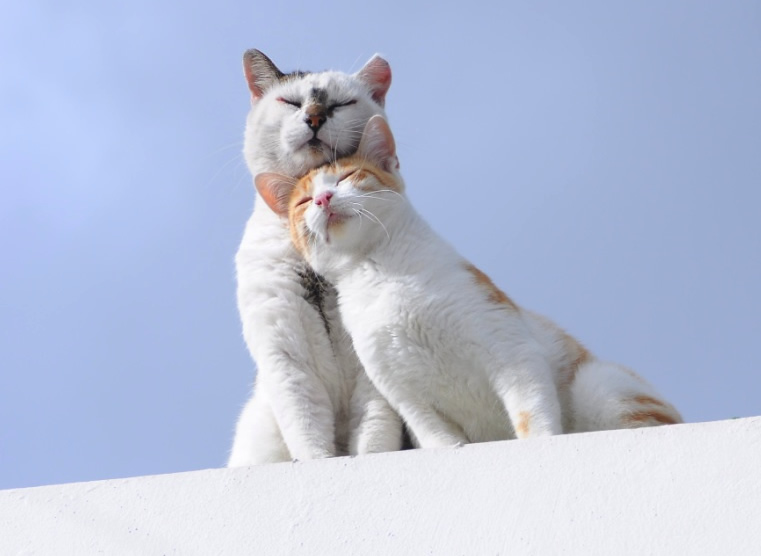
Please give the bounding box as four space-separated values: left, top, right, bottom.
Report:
255 115 405 272
242 49 391 179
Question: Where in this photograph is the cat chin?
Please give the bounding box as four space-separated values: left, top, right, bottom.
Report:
295 136 352 162
279 146 332 177
304 217 357 257
309 216 350 243
289 134 343 159
285 124 355 159
299 138 333 159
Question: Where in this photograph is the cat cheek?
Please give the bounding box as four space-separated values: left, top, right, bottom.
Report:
304 208 322 235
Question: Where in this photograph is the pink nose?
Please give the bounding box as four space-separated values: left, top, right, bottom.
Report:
314 190 333 208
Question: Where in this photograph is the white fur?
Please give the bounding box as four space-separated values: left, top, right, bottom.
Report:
295 117 682 448
228 53 402 467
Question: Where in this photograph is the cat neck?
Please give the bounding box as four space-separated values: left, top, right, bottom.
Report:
325 202 455 288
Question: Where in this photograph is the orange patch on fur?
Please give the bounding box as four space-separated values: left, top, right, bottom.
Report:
515 411 531 438
623 394 683 426
624 410 681 426
618 366 646 383
464 264 518 310
629 395 668 408
287 177 316 258
338 156 404 194
286 158 404 258
561 333 591 387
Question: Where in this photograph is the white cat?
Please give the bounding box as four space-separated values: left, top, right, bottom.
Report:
256 115 683 448
228 51 402 466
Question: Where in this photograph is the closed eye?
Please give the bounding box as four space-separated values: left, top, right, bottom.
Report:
294 196 312 207
336 170 358 185
277 97 302 109
328 99 357 111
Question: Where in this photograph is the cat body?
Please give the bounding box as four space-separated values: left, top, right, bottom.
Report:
228 52 402 466
256 116 682 448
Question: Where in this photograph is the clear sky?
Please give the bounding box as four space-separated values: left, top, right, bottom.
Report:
2 1 759 490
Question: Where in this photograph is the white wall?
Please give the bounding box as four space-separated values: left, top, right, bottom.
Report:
3 417 760 555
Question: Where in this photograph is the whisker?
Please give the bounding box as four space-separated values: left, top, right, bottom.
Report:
355 189 405 203
357 207 390 240
352 207 365 234
355 193 394 202
200 139 245 161
207 153 247 191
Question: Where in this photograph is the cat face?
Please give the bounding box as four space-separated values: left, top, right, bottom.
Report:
243 50 391 179
255 116 404 268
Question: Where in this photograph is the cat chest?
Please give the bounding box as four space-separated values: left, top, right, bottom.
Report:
379 339 512 443
337 276 515 442
337 278 427 338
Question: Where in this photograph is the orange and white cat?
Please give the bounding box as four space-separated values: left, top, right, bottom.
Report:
256 116 682 448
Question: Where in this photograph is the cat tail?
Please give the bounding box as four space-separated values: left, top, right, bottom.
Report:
568 359 683 433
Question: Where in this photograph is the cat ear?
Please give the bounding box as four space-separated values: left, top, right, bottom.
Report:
358 115 397 172
355 55 391 106
243 49 285 100
255 173 296 216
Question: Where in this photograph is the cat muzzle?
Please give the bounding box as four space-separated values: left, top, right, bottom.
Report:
314 190 333 209
304 104 327 132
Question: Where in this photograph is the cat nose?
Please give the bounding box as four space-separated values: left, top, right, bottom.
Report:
314 190 333 208
304 104 327 131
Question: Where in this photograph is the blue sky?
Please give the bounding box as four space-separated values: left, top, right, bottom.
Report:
2 1 759 489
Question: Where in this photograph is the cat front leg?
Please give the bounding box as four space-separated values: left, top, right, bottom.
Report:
370 371 468 448
486 346 564 439
395 401 469 449
228 389 290 466
238 249 343 461
348 371 403 455
259 346 338 460
353 350 469 449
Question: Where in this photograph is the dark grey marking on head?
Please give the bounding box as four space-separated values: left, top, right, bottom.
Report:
282 70 311 82
308 88 329 106
296 263 331 334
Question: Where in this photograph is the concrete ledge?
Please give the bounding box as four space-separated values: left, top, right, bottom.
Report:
3 417 760 555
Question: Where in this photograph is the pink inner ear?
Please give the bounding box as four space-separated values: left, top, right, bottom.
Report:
242 49 283 100
357 56 391 105
255 173 294 216
359 116 396 170
244 69 263 99
243 53 265 99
